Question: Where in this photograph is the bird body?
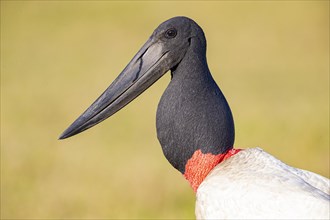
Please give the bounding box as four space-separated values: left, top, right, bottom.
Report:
196 148 329 219
60 16 330 219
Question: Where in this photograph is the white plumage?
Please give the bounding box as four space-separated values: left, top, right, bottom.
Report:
196 148 330 219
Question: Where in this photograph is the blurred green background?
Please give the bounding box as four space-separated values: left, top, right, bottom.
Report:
1 1 329 219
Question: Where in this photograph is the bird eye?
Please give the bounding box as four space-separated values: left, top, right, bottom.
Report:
165 28 177 39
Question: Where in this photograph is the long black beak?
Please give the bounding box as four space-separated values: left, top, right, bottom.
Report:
59 38 169 139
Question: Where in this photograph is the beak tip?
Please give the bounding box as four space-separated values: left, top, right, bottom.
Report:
58 132 68 140
58 127 75 140
58 119 87 140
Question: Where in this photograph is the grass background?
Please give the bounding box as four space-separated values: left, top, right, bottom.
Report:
1 1 329 219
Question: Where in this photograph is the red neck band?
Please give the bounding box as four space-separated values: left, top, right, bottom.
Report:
183 148 242 192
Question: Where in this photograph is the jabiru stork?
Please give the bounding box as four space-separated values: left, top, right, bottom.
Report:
60 17 330 219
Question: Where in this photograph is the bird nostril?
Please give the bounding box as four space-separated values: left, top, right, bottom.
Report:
188 37 192 45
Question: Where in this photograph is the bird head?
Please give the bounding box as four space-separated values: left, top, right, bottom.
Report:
59 16 204 139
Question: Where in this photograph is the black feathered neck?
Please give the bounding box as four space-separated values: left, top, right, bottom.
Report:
156 30 235 174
